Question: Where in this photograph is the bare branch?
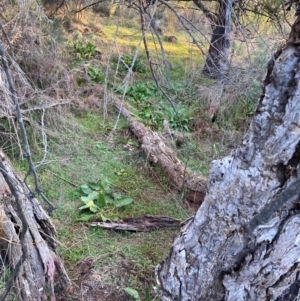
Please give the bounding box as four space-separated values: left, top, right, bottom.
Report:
75 0 107 13
0 26 55 213
35 108 48 169
192 0 218 24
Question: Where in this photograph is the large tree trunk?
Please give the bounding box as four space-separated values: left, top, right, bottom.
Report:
0 151 70 301
199 0 232 79
156 16 300 301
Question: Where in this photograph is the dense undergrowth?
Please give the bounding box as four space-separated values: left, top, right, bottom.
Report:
0 1 285 299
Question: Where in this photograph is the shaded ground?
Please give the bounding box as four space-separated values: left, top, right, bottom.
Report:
57 258 128 301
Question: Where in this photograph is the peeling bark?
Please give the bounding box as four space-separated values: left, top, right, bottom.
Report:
0 151 70 300
156 19 300 301
115 101 207 206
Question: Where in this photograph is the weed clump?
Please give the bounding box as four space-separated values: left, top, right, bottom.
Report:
77 179 133 222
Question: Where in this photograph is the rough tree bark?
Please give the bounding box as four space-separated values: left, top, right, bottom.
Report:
0 151 70 301
195 0 233 79
156 15 300 301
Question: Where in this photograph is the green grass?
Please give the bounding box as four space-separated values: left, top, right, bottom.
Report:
17 66 225 301
20 111 191 298
73 11 205 83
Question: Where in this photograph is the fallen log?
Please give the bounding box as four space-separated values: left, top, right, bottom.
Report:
90 215 182 231
114 101 207 208
0 151 70 301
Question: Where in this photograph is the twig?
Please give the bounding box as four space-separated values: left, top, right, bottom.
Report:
47 170 78 187
48 0 67 18
144 7 171 86
20 100 70 112
75 0 107 13
0 21 14 60
35 108 48 169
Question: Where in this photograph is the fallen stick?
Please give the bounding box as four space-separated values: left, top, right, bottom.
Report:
90 215 181 232
114 101 207 208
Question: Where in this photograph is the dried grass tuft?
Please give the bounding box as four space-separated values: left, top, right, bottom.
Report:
0 0 77 155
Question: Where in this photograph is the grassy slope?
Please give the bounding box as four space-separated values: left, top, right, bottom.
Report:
43 11 204 299
41 112 190 299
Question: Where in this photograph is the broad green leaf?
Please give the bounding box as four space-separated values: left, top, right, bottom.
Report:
96 193 106 208
88 181 101 191
101 178 111 192
87 191 99 200
114 193 123 200
76 215 93 222
80 196 90 203
104 193 114 204
89 204 98 213
80 184 93 195
144 107 151 118
145 287 151 301
78 204 90 210
99 213 109 222
79 200 98 213
115 197 133 208
124 287 141 301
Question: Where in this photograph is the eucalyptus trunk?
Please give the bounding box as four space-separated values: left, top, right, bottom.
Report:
156 15 300 301
202 0 232 79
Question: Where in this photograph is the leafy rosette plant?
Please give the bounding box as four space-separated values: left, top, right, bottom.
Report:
77 179 133 222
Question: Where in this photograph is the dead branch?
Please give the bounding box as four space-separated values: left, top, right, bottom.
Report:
0 151 70 301
114 101 207 207
90 215 181 231
75 0 107 13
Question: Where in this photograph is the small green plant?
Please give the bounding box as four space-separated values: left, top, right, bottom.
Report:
72 40 96 60
87 66 104 83
116 82 163 129
252 38 270 67
145 287 151 301
114 168 127 176
138 102 165 129
77 179 133 221
126 82 156 101
113 54 146 73
243 79 261 115
166 106 193 132
124 287 152 301
124 288 141 301
122 54 146 73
